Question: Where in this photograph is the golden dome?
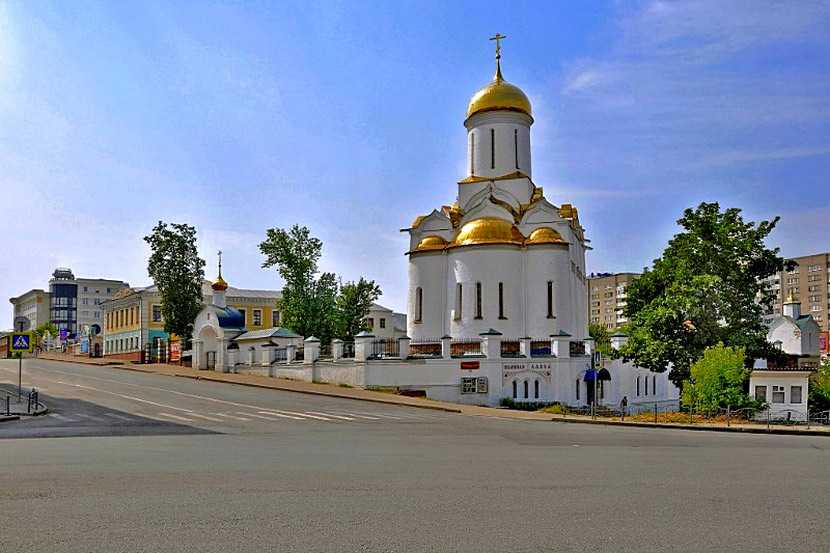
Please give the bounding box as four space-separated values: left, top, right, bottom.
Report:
212 275 228 292
466 65 532 120
415 235 448 252
525 227 568 246
451 217 524 248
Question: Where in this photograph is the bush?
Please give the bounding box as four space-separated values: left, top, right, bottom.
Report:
500 397 559 411
681 343 759 415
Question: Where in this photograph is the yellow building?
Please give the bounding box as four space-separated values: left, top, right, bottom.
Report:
102 281 281 361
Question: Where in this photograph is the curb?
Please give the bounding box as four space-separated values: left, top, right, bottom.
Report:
545 414 830 437
0 415 21 423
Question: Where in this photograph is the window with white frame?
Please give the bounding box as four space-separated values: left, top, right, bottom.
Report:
790 385 802 404
253 309 262 326
755 385 767 402
772 385 785 404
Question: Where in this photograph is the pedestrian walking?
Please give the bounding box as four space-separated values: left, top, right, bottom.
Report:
620 396 628 421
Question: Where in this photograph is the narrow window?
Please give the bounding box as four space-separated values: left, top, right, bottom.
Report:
576 379 580 400
645 376 649 396
546 281 554 318
253 309 262 326
636 376 640 397
415 287 423 323
791 386 802 404
490 128 495 169
755 385 767 402
368 317 374 329
514 129 519 169
469 133 475 175
475 282 482 319
455 283 463 320
523 380 529 399
512 380 517 399
379 318 386 329
498 282 505 319
653 375 657 396
534 379 539 399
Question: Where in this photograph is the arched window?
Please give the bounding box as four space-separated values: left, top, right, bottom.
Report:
514 128 519 169
534 379 539 399
546 281 554 319
498 282 505 319
512 380 517 399
490 128 495 169
523 380 529 399
475 282 482 319
455 283 463 320
415 287 423 323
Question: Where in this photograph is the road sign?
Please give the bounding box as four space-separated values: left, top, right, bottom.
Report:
59 328 68 341
11 332 33 353
13 316 30 332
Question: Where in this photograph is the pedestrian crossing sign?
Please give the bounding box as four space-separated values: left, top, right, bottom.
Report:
11 332 33 353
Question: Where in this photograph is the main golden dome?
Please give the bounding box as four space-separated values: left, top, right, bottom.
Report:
451 217 525 248
466 65 532 120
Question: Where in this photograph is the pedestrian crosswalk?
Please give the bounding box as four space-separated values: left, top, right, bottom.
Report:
45 408 449 426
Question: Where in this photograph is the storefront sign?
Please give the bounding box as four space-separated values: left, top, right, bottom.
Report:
503 362 552 381
460 361 480 370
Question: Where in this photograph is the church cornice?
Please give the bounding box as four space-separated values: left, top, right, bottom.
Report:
458 170 531 185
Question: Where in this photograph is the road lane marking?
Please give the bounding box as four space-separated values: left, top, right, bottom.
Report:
104 413 134 421
73 413 100 421
156 412 194 422
241 412 287 421
334 412 381 420
256 410 306 420
49 413 77 422
187 413 224 422
212 413 251 421
305 411 356 421
53 380 195 414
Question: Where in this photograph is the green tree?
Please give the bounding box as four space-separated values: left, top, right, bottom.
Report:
259 225 338 343
588 323 613 357
681 343 755 414
144 222 205 343
33 322 58 340
336 277 382 340
809 357 830 412
618 202 785 388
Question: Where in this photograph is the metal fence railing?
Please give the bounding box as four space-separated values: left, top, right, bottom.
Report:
451 339 482 357
369 338 399 359
319 343 332 359
294 348 304 362
569 340 586 356
500 339 521 358
272 348 287 363
530 340 552 357
409 338 442 358
341 342 355 359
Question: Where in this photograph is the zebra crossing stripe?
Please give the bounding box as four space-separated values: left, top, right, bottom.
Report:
156 412 194 422
212 413 251 421
103 413 133 421
256 410 308 420
261 409 334 421
331 412 381 420
239 412 286 421
50 413 77 422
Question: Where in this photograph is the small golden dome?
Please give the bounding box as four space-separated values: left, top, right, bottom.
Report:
212 275 228 292
466 71 532 120
415 235 448 251
525 227 568 246
451 217 524 248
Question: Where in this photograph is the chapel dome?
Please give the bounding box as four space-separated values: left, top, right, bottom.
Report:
451 217 524 248
415 235 448 252
466 71 532 120
211 275 228 292
525 227 568 246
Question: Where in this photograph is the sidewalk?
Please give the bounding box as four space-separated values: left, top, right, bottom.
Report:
30 354 830 436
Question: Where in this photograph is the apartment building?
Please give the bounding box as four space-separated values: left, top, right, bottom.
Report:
9 289 51 331
587 272 640 330
762 252 830 332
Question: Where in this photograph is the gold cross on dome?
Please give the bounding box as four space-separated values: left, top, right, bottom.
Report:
489 33 507 59
218 250 223 275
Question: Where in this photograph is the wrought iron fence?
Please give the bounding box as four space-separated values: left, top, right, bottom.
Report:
320 343 332 359
272 348 287 363
409 338 442 358
569 340 586 356
530 340 551 357
451 339 482 357
500 339 521 358
341 342 355 359
369 338 400 359
294 347 304 362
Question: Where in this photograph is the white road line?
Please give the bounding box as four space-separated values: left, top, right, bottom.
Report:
103 413 133 421
241 412 287 421
73 413 99 420
305 411 356 421
187 413 224 422
352 412 404 420
212 413 251 421
256 410 306 420
260 409 334 421
156 412 194 422
53 380 195 414
49 413 77 422
331 412 381 420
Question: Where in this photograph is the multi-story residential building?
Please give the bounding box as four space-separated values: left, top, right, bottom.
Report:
366 303 407 339
102 281 281 361
762 252 830 332
45 268 129 338
9 289 51 331
587 272 640 330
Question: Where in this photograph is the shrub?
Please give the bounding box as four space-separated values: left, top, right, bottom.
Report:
681 343 759 415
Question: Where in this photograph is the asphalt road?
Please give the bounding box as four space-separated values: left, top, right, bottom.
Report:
1 358 829 553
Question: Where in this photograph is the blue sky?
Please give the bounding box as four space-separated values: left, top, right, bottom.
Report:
2 0 829 325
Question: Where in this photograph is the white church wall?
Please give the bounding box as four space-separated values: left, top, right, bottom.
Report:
767 319 803 355
408 251 447 339
465 111 532 180
525 246 570 339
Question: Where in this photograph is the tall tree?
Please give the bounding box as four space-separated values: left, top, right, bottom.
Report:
259 225 338 343
144 222 205 343
618 202 785 388
336 277 382 340
588 323 613 357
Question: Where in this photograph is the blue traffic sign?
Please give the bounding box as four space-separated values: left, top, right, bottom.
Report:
11 332 33 353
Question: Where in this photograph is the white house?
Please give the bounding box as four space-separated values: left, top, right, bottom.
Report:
750 295 821 421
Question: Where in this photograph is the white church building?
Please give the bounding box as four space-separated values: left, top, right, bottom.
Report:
196 39 679 412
